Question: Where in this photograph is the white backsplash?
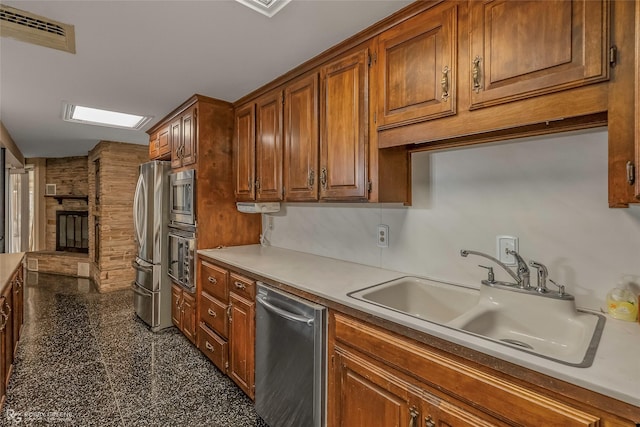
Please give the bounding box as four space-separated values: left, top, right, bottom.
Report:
265 128 640 311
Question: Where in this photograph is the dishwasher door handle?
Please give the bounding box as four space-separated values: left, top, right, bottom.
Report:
257 295 314 326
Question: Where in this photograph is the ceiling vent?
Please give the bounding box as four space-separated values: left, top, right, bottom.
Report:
0 4 75 54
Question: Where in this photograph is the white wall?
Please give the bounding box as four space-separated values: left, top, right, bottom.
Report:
265 128 640 311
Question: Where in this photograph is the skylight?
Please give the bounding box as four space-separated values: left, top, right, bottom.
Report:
234 0 291 17
62 103 152 130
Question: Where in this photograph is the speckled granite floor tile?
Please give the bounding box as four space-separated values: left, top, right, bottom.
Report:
2 272 263 427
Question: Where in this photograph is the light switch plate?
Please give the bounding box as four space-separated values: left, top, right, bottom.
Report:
496 235 518 266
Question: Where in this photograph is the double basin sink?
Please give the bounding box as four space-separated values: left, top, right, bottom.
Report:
348 276 605 367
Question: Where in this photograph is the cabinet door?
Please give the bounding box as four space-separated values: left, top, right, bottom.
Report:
171 284 182 327
234 103 256 201
284 73 319 201
149 131 160 159
320 47 369 200
2 286 12 387
255 91 283 201
229 292 255 399
469 0 609 109
332 349 418 427
182 291 197 344
181 106 197 167
0 296 5 405
170 117 183 169
377 3 457 128
157 124 171 158
12 272 23 353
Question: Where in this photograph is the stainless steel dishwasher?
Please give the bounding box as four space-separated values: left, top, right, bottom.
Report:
255 283 326 427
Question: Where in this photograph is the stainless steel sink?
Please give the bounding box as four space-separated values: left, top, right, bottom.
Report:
348 276 606 367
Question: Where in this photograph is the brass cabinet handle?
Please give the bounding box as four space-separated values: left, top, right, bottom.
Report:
0 310 7 331
425 415 436 427
205 341 214 352
3 300 11 314
207 308 217 318
255 180 261 190
626 161 635 185
472 56 482 93
320 167 327 189
227 304 232 321
441 66 450 101
234 281 247 290
409 407 419 427
308 169 315 189
207 276 217 285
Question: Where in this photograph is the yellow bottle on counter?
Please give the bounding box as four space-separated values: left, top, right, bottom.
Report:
606 287 638 322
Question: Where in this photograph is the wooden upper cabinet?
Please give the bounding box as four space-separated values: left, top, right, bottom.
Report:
149 130 160 159
157 125 171 158
376 2 457 129
181 105 197 167
284 73 319 201
320 46 369 200
234 103 256 201
255 91 284 201
170 106 197 169
170 117 183 169
469 0 609 109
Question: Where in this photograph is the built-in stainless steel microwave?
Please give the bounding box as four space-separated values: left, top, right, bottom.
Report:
167 228 195 292
169 169 195 227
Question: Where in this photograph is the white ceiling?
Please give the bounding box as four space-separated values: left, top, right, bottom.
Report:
0 0 412 159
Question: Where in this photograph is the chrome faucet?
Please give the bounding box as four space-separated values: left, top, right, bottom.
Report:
506 248 530 289
529 261 548 293
460 249 521 286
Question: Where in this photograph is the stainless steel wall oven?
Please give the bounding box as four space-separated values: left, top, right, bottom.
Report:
167 228 195 292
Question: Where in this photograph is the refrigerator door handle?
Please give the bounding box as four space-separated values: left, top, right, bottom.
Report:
133 173 147 248
131 281 152 296
131 260 153 273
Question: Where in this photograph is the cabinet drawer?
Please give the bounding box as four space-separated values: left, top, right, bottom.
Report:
199 260 228 302
198 322 228 373
200 292 228 338
229 272 255 299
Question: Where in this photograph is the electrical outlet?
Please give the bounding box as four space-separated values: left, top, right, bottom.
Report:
377 224 389 248
496 235 518 266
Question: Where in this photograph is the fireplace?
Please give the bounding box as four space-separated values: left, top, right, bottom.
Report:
56 210 89 253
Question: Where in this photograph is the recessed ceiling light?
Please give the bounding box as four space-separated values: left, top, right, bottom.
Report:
62 103 152 130
234 0 292 17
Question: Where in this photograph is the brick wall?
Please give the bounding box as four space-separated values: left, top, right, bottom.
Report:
89 141 148 292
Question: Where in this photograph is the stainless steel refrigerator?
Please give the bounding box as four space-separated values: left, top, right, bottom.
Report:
132 160 172 331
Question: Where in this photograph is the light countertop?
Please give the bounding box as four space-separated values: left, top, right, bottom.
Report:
0 252 24 291
198 245 640 409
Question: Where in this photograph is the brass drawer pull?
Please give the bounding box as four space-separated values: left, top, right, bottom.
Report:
207 308 217 318
207 276 217 285
320 167 327 189
205 341 214 352
234 281 247 290
409 407 419 427
425 415 436 427
441 65 450 101
3 300 11 314
472 55 482 93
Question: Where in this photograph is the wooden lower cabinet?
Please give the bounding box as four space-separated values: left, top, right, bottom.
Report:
228 290 255 400
171 284 196 344
329 312 621 427
196 257 256 400
333 347 503 427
